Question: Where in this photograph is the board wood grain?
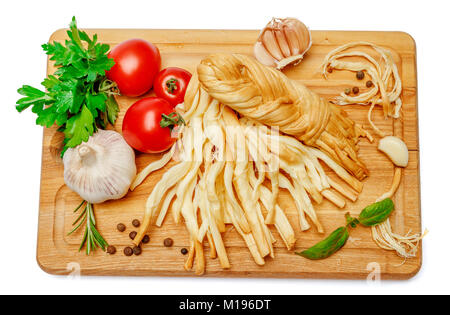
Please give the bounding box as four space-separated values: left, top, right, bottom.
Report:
36 29 421 279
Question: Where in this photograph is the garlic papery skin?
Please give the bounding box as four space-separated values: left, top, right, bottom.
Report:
378 136 409 167
63 129 137 204
254 17 312 70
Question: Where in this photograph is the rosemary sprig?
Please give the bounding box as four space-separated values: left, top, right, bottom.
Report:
67 200 108 255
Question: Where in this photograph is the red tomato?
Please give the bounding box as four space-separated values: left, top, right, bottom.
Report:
106 39 161 97
153 67 192 106
122 97 177 153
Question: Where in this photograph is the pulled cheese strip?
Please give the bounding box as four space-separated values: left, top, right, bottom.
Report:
320 41 403 136
372 168 427 260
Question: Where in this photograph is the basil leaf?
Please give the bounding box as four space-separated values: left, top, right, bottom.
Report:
358 198 394 227
295 227 349 260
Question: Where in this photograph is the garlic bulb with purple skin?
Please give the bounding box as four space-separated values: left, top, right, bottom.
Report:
254 17 312 70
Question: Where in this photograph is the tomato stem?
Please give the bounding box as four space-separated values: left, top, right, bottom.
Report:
166 78 178 94
160 112 185 130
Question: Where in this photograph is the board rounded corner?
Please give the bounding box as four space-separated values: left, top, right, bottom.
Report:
36 250 63 276
403 256 423 280
48 28 67 43
394 31 417 51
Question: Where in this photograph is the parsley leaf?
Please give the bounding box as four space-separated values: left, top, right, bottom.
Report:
16 85 51 112
86 93 107 118
64 105 95 147
16 17 119 155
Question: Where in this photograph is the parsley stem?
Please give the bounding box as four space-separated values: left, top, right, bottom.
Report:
99 81 118 93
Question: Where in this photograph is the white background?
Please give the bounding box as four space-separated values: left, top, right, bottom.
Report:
1 0 449 295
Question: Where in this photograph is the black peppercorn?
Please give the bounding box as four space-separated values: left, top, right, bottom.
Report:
129 231 137 240
344 88 351 95
142 235 150 244
366 80 374 88
106 245 116 255
124 247 133 256
356 71 365 80
117 223 126 232
133 246 142 256
132 219 140 227
352 86 359 94
164 238 174 247
181 248 188 255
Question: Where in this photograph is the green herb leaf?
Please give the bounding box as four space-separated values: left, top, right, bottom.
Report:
105 95 119 125
42 41 77 67
35 106 58 127
358 198 394 227
295 227 349 260
86 93 107 118
41 75 60 89
86 49 115 82
52 80 84 114
63 105 95 148
16 85 52 112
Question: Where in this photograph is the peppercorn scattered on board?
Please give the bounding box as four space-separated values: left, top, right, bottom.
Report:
37 29 421 279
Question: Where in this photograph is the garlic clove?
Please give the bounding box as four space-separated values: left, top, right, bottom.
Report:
378 136 409 167
262 29 284 61
254 17 312 70
276 54 305 70
274 29 291 58
253 42 277 68
63 130 137 204
283 25 300 55
286 18 311 54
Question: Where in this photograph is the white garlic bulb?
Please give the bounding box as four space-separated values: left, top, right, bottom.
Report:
378 136 409 167
63 130 137 204
254 17 312 70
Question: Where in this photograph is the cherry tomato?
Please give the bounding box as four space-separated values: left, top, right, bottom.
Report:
122 97 178 153
153 67 192 106
106 39 161 97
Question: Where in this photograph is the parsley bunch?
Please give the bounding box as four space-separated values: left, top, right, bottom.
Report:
16 17 119 155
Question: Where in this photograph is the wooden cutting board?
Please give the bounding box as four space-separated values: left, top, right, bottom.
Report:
37 29 421 279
